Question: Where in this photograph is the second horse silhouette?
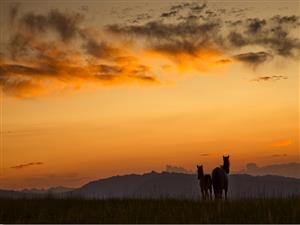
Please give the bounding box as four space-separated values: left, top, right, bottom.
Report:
197 165 212 200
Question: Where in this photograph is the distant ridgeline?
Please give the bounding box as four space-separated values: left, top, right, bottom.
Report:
242 162 300 179
1 172 300 199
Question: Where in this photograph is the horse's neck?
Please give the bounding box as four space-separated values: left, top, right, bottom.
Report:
220 165 229 174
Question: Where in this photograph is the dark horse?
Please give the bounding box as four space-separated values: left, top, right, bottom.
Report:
197 165 212 200
212 155 230 199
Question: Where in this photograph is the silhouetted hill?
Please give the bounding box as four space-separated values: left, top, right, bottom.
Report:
0 189 43 198
1 172 299 199
244 162 300 178
70 172 300 199
0 186 73 198
22 186 74 194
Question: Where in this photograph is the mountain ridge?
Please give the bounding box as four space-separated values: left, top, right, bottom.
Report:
70 172 300 199
1 172 299 199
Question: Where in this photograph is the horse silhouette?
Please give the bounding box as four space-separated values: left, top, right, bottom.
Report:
212 155 230 199
197 165 212 200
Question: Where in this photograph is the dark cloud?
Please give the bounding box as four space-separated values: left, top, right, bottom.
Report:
234 51 273 66
130 13 151 23
132 67 154 81
168 2 206 14
190 3 207 13
154 40 205 55
3 3 300 97
228 32 249 47
158 2 208 23
229 7 247 16
8 33 32 59
9 3 20 23
1 8 160 97
22 12 48 33
177 14 204 22
216 59 231 64
226 20 243 26
11 162 44 169
106 21 221 55
271 154 287 157
246 18 266 34
136 75 157 82
265 28 300 57
0 64 54 97
0 59 157 98
271 15 299 25
0 78 41 98
161 10 178 18
20 9 84 42
204 10 217 18
82 38 118 59
97 64 123 76
227 16 300 57
169 3 190 11
48 10 83 42
0 64 57 77
107 9 300 67
252 75 288 82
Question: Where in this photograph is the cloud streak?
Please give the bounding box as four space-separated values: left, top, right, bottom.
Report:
252 75 288 82
10 162 44 169
234 52 273 67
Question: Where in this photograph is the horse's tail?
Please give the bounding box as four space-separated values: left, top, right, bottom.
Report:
212 167 222 197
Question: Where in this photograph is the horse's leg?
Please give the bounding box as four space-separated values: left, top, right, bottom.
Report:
213 188 218 200
220 189 223 200
225 187 228 200
209 187 212 200
201 189 205 200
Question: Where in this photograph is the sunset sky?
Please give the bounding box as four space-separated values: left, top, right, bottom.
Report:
0 0 299 189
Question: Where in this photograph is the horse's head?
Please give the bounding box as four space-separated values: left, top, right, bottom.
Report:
197 165 204 179
222 155 230 174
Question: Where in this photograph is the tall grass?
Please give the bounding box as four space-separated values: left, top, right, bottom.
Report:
0 197 299 223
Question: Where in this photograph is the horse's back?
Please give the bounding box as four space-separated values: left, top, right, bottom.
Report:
212 167 228 190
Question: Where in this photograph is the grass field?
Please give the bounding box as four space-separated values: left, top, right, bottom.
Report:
0 197 299 223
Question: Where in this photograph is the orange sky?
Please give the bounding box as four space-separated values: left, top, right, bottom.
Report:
0 0 299 189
